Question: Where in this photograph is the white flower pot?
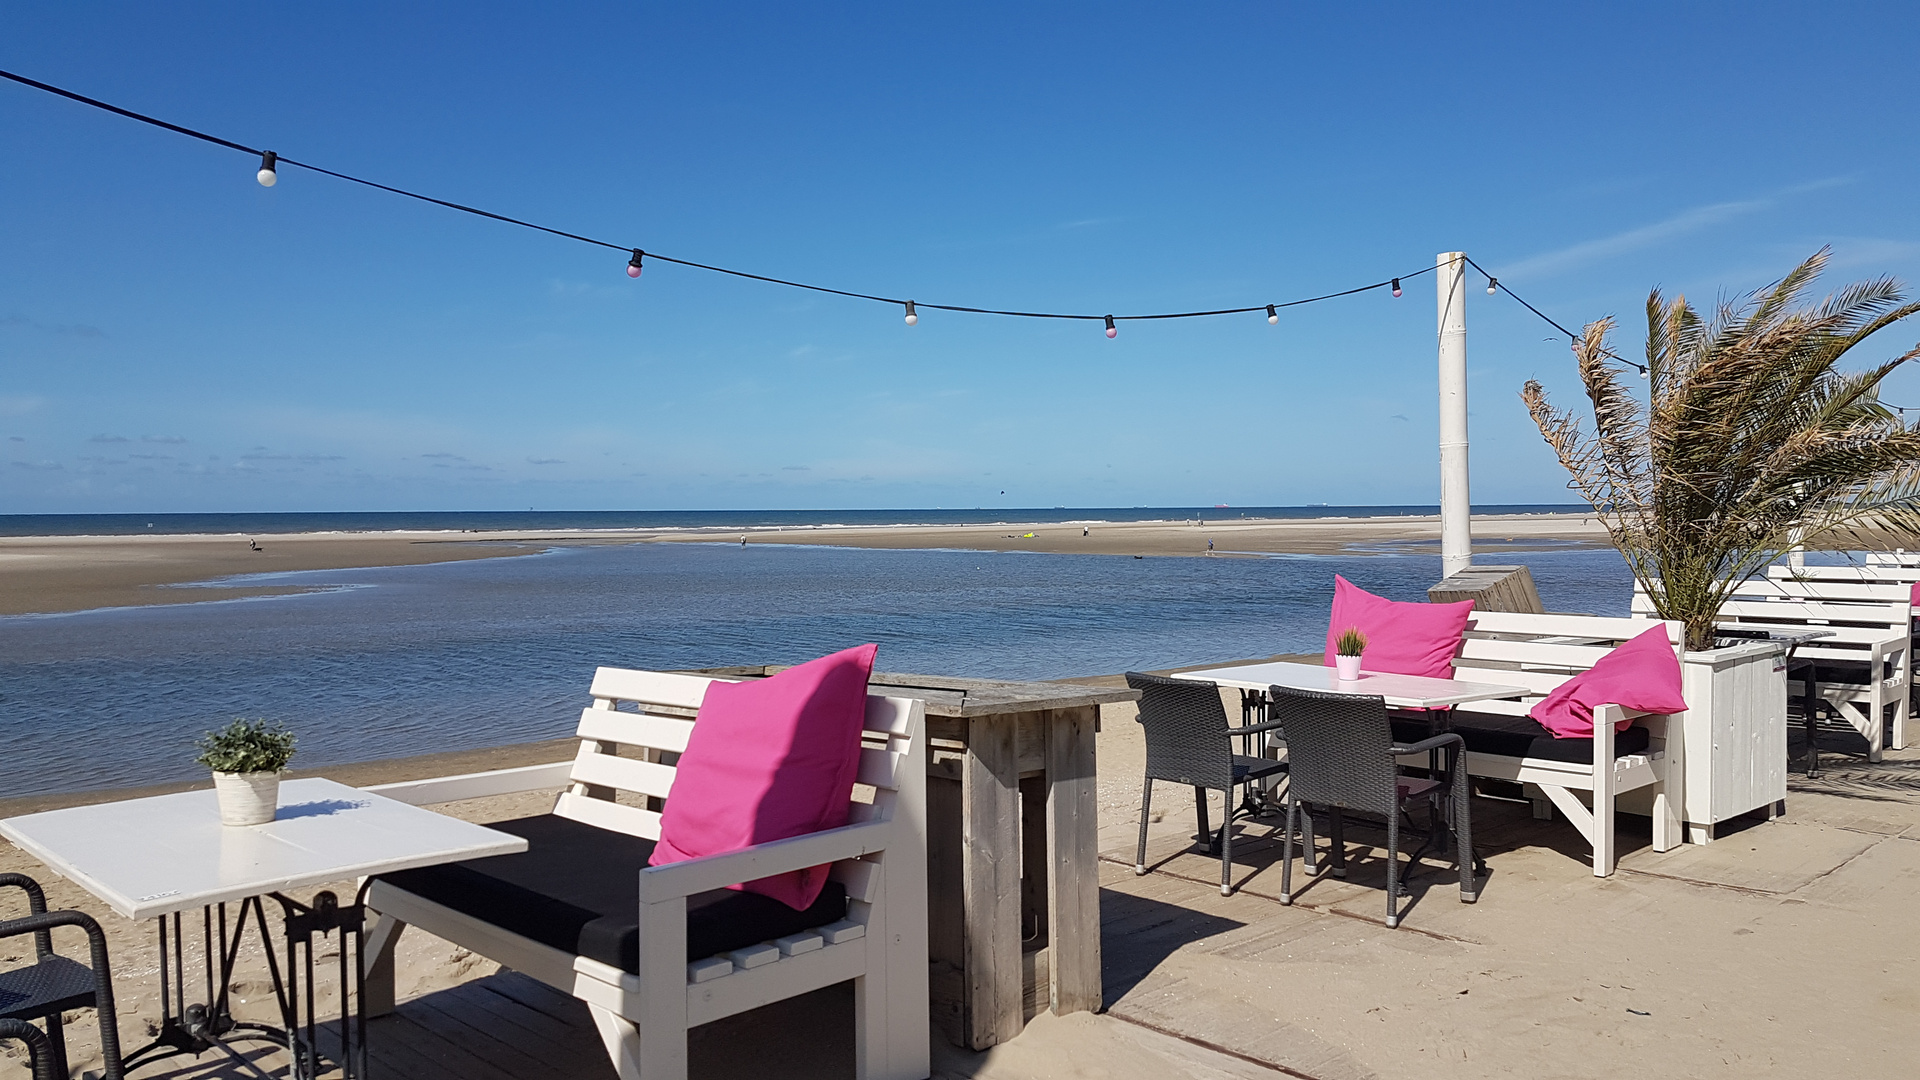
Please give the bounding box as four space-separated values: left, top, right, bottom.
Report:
212 771 282 826
1334 654 1363 681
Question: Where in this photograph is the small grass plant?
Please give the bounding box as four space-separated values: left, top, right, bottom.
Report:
196 718 296 775
1335 626 1369 657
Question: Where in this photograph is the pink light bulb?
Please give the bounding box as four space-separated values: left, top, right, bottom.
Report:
1104 315 1117 339
1391 278 1402 298
626 249 644 278
626 265 641 279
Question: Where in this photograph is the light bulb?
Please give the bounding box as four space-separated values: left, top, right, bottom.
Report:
256 151 277 188
1266 304 1278 325
904 300 918 326
1487 276 1498 295
1104 315 1117 339
1639 367 1649 379
627 249 644 278
1391 277 1401 298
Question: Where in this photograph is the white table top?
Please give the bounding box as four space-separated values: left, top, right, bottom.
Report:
0 777 528 921
1172 661 1530 709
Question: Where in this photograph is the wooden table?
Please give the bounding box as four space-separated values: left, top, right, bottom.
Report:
697 667 1137 1051
1172 660 1528 708
1 778 525 1079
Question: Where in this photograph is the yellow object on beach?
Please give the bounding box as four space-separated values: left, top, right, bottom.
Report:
1022 532 1035 538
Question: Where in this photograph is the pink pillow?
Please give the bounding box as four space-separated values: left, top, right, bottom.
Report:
649 643 878 910
1321 575 1475 680
1528 625 1686 738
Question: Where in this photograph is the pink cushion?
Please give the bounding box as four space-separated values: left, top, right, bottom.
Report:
1528 625 1687 738
1321 575 1475 680
649 644 878 910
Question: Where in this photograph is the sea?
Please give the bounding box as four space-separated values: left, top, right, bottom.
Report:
0 507 1634 797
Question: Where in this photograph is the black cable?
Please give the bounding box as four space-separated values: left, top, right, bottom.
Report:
2 67 1435 324
1464 254 1650 374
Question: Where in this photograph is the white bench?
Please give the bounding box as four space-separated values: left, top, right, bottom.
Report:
359 667 930 1080
1633 576 1910 759
1430 611 1687 876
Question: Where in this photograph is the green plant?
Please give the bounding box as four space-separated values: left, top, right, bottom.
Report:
195 718 296 774
1523 249 1920 651
1335 626 1368 657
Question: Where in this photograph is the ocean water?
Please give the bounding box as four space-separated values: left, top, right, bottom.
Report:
0 542 1633 797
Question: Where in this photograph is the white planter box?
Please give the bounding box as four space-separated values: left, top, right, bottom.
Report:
1674 641 1787 842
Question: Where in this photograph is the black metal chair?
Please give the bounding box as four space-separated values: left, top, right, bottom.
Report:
1126 672 1290 895
0 1018 57 1080
1267 686 1477 928
0 874 124 1080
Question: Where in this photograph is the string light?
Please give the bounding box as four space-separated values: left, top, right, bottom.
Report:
1486 276 1498 295
1466 255 1650 376
0 67 1442 334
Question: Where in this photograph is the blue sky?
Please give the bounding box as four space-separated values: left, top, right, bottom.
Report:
5 3 1919 513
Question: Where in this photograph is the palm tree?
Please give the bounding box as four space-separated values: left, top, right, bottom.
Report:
1522 249 1920 651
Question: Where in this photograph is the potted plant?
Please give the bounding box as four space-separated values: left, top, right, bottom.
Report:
1522 249 1920 836
196 718 296 826
1334 627 1368 681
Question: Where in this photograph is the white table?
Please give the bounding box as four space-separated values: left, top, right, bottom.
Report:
1172 660 1529 709
1 777 527 1079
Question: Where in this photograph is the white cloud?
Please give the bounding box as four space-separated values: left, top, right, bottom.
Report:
1496 178 1853 281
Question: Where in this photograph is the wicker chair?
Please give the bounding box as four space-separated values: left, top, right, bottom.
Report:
1267 686 1477 928
1126 672 1290 896
0 1019 56 1080
0 874 124 1080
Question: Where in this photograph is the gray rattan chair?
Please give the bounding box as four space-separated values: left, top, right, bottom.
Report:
1268 686 1476 928
0 1018 57 1080
1127 672 1290 896
0 874 124 1080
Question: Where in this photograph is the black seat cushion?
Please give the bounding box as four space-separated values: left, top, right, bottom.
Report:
374 814 847 972
1391 712 1651 765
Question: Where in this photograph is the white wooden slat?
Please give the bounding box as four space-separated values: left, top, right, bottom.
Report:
683 938 867 1028
569 747 678 799
1451 699 1540 718
687 957 733 984
775 931 824 957
553 791 664 839
863 696 915 736
1714 599 1908 626
588 666 717 709
829 858 881 904
856 747 904 791
575 707 694 754
1455 637 1620 668
727 944 780 970
1467 610 1677 643
363 760 573 806
819 920 866 944
1448 665 1571 695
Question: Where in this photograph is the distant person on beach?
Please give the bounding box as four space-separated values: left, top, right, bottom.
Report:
249 539 260 551
1207 538 1213 553
1083 525 1089 537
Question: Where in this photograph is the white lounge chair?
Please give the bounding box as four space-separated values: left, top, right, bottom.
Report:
359 667 930 1080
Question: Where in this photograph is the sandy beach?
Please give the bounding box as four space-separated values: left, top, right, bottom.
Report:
0 513 1609 616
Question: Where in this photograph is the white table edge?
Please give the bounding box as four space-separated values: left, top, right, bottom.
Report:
1168 663 1530 707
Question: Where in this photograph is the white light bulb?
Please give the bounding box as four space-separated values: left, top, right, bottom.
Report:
1266 304 1278 325
256 151 277 188
904 301 918 326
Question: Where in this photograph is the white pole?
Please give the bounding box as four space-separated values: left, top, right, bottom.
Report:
1437 251 1472 580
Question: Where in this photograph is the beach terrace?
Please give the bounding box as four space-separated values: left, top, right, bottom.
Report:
4 654 1915 1080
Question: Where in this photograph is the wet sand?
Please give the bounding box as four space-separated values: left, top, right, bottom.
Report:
0 513 1609 616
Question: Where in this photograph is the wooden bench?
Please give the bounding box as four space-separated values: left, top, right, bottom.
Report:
1420 612 1688 876
1633 576 1910 760
359 667 930 1080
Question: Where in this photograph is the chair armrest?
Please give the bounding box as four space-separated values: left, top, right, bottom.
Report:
636 819 892 904
363 761 575 806
1226 719 1286 736
0 874 50 960
1392 733 1463 756
0 1018 56 1080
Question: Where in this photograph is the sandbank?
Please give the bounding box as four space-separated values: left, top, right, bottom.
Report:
0 513 1611 616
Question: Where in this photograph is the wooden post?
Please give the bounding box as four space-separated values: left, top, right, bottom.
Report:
961 715 1023 1049
1428 564 1544 613
1044 706 1102 1016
